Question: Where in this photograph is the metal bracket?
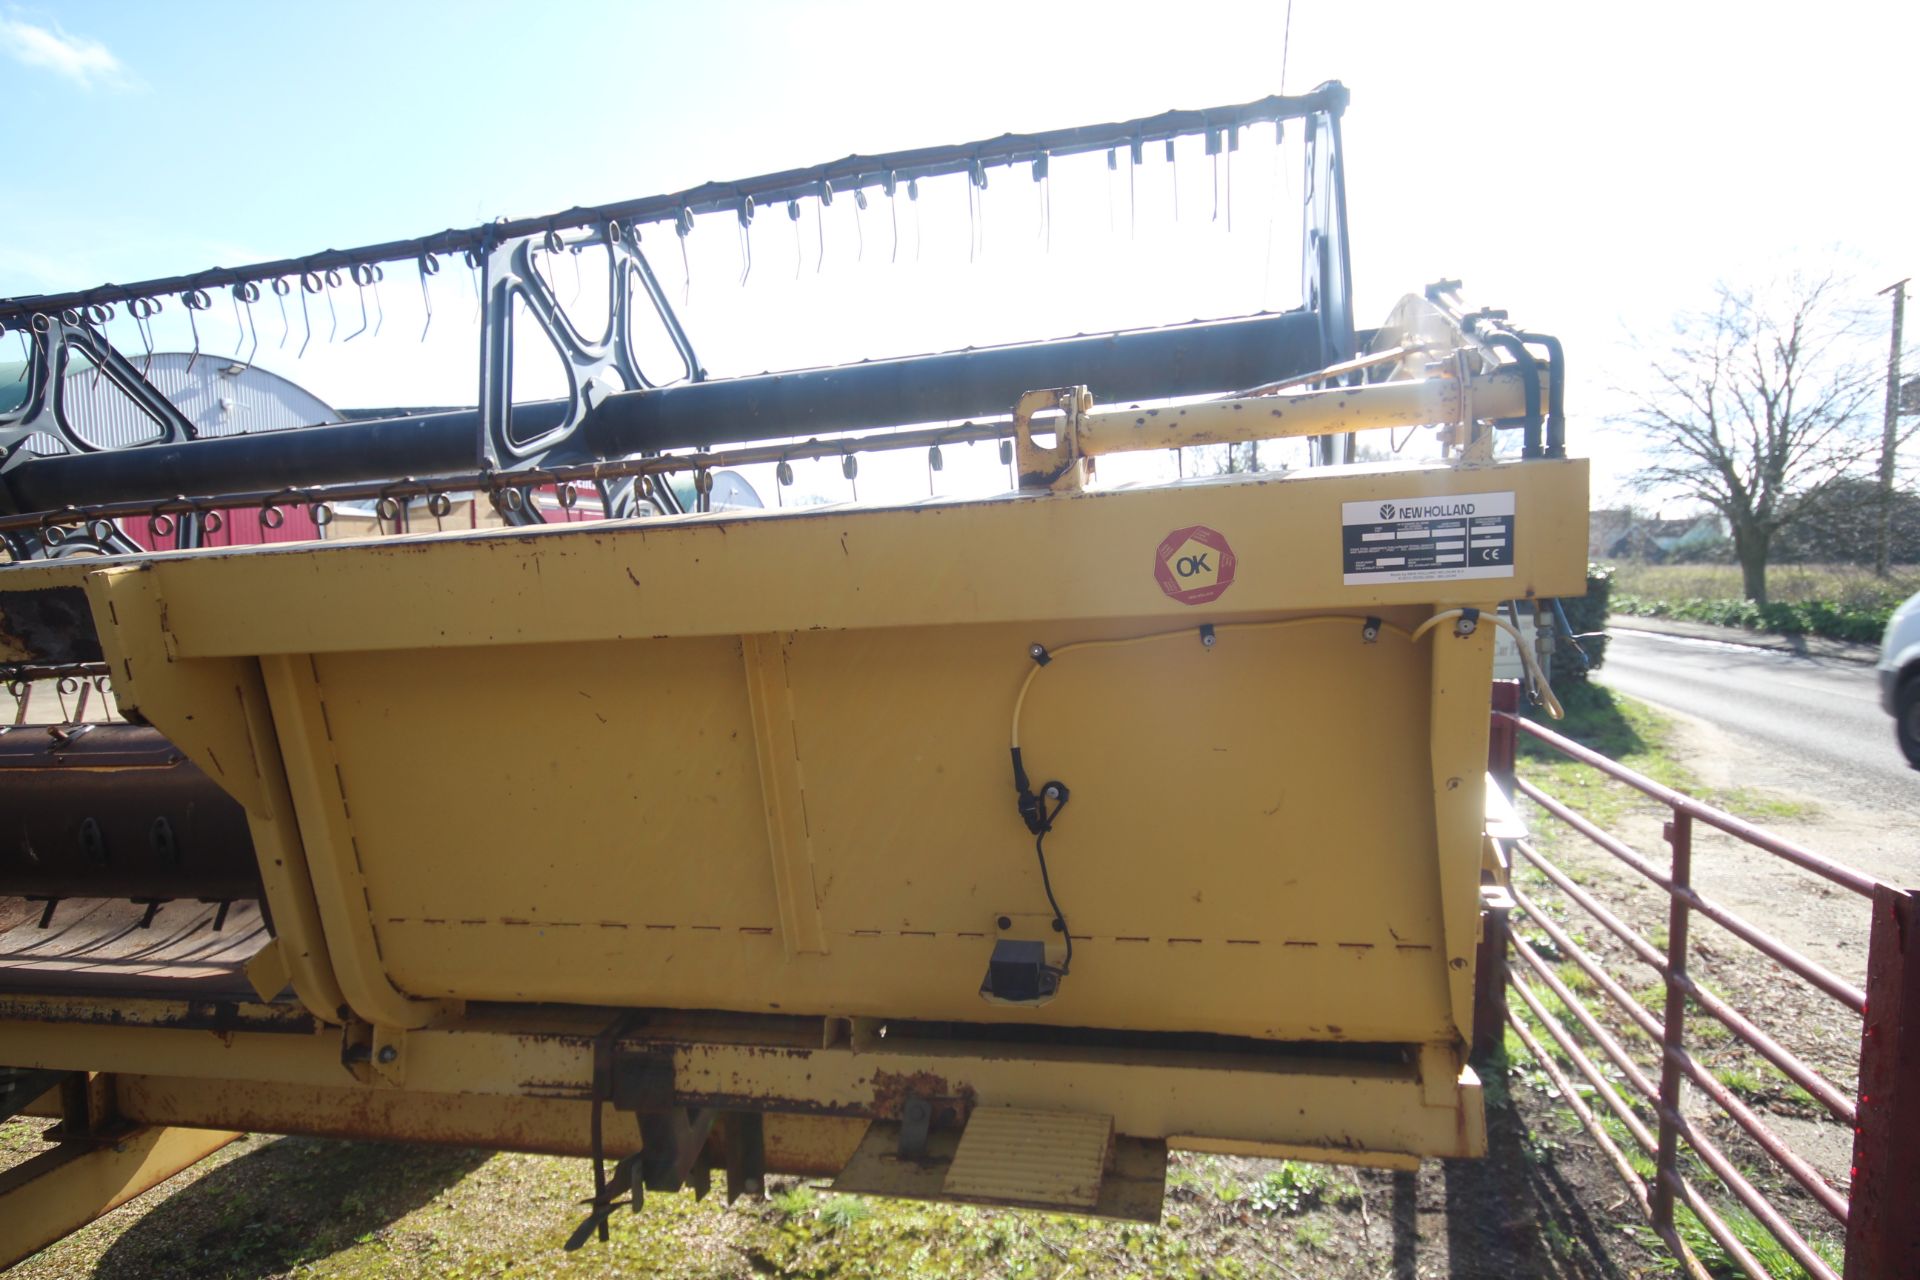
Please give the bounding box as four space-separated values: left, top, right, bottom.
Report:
372 1026 405 1085
1012 385 1090 492
51 1071 119 1144
602 1046 725 1200
893 1091 973 1159
0 316 199 467
475 223 700 478
898 1096 933 1158
338 1021 373 1081
0 317 194 559
338 1021 403 1084
639 1107 718 1198
610 1050 675 1112
723 1113 766 1202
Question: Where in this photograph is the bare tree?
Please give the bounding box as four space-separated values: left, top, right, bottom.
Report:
1622 274 1882 603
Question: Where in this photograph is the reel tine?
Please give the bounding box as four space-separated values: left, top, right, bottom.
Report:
418 253 439 343
274 277 292 349
299 271 321 358
326 268 343 342
737 197 755 286
885 170 899 264
180 288 212 375
816 180 831 275
344 266 370 342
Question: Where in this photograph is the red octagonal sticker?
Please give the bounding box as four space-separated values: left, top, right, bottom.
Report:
1154 525 1236 605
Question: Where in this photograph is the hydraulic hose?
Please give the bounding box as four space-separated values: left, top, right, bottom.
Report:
1479 333 1543 458
1516 330 1566 459
1411 609 1563 719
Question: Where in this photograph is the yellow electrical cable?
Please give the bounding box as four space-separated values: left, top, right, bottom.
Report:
1011 606 1561 754
1410 608 1564 720
1009 615 1414 750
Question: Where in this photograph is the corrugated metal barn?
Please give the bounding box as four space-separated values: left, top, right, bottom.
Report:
1 353 340 547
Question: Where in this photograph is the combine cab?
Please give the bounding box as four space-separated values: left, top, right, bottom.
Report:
0 82 1585 1259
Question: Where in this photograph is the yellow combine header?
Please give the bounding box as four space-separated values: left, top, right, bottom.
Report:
0 85 1585 1257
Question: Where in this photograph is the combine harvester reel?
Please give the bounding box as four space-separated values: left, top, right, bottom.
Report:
0 81 1584 1259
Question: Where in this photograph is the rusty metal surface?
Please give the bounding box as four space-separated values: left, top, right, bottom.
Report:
0 989 310 1032
0 724 260 901
111 1074 863 1175
0 897 269 1000
1845 886 1920 1280
0 1000 1480 1159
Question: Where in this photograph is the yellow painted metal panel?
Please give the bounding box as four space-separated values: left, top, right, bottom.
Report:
77 567 348 1025
278 614 1459 1040
256 652 449 1029
0 1125 239 1270
742 632 828 956
1428 614 1500 1039
61 459 1588 658
54 460 1584 1048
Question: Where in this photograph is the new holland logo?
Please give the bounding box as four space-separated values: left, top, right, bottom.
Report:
1379 501 1398 520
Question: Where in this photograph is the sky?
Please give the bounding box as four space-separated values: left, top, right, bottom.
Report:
2 0 1916 509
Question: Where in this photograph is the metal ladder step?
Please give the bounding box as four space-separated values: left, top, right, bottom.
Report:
942 1107 1112 1211
831 1106 1167 1221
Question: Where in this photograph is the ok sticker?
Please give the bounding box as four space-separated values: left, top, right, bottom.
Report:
1154 525 1236 606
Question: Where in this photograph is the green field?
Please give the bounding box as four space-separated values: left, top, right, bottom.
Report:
1610 562 1920 610
1609 562 1918 644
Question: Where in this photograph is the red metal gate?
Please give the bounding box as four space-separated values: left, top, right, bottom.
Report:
1482 682 1917 1280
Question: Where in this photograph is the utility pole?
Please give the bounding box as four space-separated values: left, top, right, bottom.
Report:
1878 279 1908 578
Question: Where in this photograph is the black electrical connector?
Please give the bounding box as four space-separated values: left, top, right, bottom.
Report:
1000 747 1074 1001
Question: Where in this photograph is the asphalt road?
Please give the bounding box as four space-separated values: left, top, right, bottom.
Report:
1599 627 1919 817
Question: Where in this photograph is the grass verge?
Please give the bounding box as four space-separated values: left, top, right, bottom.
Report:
1520 682 1812 825
1608 560 1917 645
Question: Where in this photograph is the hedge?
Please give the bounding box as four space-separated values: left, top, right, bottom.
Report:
1541 566 1613 681
1611 593 1893 645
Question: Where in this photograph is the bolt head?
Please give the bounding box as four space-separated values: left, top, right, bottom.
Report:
376 1045 398 1064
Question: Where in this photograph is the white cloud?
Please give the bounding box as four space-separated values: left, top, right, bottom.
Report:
1 16 125 88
